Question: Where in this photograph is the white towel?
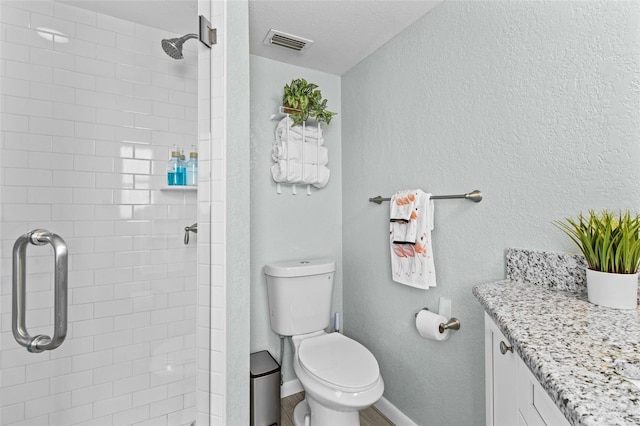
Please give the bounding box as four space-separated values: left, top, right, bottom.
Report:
275 116 324 144
390 190 436 289
271 160 330 188
390 189 418 244
272 140 328 165
390 190 416 221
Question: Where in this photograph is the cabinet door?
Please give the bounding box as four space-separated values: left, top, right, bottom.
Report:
485 313 519 426
518 358 570 426
518 411 529 426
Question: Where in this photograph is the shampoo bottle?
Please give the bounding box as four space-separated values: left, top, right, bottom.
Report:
177 148 187 185
186 145 198 186
167 145 180 185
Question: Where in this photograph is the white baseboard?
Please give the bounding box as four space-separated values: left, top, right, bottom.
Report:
281 379 303 398
282 380 415 426
374 397 418 426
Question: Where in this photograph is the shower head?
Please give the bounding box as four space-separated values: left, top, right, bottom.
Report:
161 33 198 60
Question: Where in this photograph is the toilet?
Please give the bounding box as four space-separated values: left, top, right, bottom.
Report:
264 258 384 426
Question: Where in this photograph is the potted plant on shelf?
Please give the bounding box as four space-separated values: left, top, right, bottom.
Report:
282 78 336 126
554 209 640 309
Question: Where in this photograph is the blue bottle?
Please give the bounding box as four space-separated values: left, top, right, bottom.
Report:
186 145 198 186
177 148 187 186
167 145 180 185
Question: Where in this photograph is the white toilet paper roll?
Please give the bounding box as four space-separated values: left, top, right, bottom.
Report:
416 309 450 341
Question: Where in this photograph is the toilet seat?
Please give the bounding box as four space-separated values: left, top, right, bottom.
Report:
298 333 380 392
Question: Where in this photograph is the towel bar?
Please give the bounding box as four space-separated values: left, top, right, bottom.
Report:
369 190 482 204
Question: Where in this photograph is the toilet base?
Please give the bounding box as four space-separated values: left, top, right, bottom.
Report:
293 397 361 426
293 399 310 426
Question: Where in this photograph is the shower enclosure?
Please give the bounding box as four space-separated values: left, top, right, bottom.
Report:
0 0 216 424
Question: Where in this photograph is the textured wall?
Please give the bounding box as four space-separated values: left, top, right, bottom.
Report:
342 1 640 424
249 55 342 383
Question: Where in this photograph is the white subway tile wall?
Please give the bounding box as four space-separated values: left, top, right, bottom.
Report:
198 0 226 423
0 1 200 425
195 0 222 423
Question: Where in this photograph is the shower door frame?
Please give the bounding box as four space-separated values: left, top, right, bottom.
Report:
0 0 222 424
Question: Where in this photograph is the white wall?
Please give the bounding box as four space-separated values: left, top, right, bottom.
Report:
249 55 342 383
0 2 199 424
224 0 251 424
342 1 640 424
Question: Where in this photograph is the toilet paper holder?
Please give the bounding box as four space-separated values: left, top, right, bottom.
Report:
415 308 461 334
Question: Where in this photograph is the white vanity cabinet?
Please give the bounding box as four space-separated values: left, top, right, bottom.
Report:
484 312 519 426
484 313 570 426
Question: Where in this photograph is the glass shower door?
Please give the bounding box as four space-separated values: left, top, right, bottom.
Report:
0 1 200 424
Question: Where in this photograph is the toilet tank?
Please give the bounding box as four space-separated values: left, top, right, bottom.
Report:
264 258 336 336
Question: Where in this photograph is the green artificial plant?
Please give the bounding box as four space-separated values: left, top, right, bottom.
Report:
554 209 640 274
282 78 336 126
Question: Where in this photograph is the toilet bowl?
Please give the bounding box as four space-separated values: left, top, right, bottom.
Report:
264 258 384 425
291 331 384 425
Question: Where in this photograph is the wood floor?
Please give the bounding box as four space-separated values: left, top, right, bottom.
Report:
280 392 394 426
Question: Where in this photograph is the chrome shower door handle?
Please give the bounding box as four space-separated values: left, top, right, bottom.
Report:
12 230 68 353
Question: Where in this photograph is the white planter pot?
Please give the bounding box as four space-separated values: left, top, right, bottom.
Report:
586 269 639 310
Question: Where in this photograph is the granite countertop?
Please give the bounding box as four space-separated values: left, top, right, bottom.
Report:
474 278 640 426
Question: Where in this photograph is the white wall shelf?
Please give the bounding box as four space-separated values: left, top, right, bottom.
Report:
161 186 197 192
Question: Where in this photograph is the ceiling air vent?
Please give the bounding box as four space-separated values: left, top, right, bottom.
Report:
263 29 313 53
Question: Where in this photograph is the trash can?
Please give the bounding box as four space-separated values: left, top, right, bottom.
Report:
250 350 281 426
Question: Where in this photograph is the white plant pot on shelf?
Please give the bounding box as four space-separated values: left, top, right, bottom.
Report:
586 269 639 310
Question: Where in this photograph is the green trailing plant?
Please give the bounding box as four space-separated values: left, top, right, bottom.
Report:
282 78 336 126
554 210 640 274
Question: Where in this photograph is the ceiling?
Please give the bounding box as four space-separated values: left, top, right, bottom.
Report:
249 1 442 75
61 0 442 75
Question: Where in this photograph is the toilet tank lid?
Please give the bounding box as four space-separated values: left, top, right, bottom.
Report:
264 258 335 277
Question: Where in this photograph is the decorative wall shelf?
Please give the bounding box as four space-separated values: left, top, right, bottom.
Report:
271 108 328 196
160 186 197 192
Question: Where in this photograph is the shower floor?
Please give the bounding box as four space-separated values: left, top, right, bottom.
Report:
281 392 395 426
